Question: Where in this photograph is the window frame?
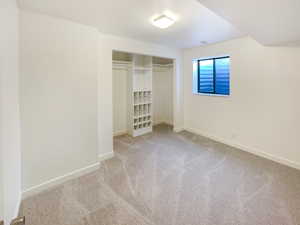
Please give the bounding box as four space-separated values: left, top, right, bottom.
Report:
197 56 230 95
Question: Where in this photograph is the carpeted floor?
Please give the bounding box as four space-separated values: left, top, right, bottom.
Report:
21 124 300 225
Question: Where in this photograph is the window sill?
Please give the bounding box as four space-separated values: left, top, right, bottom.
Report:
193 92 230 97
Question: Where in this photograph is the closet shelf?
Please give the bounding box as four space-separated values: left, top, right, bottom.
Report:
134 120 152 125
133 113 151 119
134 102 151 106
134 67 152 71
113 60 132 64
133 89 152 92
152 63 173 68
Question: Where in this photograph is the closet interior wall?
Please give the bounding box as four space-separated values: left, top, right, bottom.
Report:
152 63 173 126
112 52 173 136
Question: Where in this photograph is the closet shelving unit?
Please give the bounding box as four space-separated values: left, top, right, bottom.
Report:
127 54 153 137
112 60 132 70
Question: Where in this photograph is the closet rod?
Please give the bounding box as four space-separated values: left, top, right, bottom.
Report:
152 63 173 67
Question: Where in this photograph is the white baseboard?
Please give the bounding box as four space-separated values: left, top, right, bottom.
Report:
113 130 128 137
22 162 100 199
174 127 184 133
113 122 174 136
99 152 114 162
185 127 300 171
14 191 22 218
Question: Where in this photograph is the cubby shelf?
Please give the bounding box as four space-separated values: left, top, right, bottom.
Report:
133 113 151 119
134 120 152 125
134 102 151 106
127 54 153 137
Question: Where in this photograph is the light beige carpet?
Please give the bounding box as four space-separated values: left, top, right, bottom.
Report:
21 124 300 225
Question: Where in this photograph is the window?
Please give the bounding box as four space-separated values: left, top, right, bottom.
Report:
193 56 230 95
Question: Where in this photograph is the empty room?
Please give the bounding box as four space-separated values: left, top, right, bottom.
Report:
1 0 300 224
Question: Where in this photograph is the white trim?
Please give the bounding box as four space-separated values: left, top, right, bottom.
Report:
192 54 230 61
193 93 230 97
22 162 100 199
98 152 114 162
14 192 22 218
113 130 128 137
185 127 300 171
113 122 174 136
173 127 184 133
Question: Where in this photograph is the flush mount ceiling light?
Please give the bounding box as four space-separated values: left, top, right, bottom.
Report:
152 14 175 29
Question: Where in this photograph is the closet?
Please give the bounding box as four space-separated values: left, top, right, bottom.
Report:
152 57 173 126
112 51 173 137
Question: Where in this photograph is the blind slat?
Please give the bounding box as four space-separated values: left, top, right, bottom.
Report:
198 57 230 95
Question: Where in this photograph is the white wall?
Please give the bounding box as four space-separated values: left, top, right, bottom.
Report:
19 10 183 192
0 155 2 222
184 37 300 169
0 160 2 222
20 11 99 191
0 0 21 224
153 66 173 125
98 34 183 155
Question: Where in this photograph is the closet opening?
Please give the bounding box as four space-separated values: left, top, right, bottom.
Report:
112 50 174 138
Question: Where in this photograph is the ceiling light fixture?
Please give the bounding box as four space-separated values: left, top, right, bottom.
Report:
152 14 175 29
